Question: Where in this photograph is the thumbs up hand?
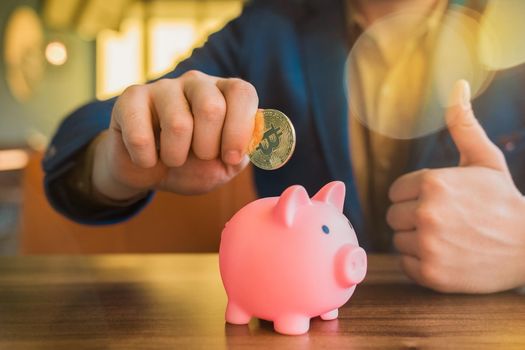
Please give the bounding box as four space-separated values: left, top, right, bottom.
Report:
387 80 525 293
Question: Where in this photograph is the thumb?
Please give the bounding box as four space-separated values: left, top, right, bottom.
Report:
446 80 508 172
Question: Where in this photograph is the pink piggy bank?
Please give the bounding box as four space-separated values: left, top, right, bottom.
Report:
219 181 367 335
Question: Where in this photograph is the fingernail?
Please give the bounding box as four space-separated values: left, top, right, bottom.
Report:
238 155 250 168
452 80 471 110
224 150 241 165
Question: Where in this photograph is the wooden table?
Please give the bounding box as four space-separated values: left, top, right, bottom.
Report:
0 254 524 349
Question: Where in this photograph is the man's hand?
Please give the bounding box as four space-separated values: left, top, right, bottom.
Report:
387 80 525 293
91 71 259 201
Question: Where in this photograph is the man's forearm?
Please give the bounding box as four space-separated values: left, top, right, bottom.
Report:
66 132 149 208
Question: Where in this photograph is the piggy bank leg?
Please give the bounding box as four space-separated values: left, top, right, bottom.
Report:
273 315 310 335
320 309 338 321
225 301 251 325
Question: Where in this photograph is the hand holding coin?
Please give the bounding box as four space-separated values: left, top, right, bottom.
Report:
92 72 296 203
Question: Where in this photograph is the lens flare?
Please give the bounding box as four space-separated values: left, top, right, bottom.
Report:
45 41 68 66
479 0 525 70
346 5 497 139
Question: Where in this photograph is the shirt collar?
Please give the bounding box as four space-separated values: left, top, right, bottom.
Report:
346 0 448 41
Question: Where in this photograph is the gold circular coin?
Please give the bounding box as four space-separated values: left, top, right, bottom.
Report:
248 109 296 170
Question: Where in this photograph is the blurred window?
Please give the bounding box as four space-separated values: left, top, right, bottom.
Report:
96 0 243 99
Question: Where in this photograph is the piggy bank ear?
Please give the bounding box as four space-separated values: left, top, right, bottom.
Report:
274 185 311 227
312 181 345 213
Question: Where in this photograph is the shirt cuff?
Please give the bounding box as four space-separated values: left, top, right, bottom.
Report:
66 134 149 208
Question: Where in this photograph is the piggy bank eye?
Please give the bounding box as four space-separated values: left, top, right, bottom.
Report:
322 225 330 234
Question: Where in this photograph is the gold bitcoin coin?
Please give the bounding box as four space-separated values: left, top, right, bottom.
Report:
248 109 296 170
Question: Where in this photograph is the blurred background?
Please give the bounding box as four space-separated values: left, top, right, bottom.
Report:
4 0 523 256
0 0 256 256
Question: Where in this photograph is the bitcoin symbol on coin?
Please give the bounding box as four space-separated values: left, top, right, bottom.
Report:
248 109 296 170
256 124 283 156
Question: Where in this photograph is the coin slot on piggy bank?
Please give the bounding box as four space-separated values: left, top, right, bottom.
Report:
219 181 367 335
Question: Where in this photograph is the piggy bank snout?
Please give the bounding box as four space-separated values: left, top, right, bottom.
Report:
336 244 367 288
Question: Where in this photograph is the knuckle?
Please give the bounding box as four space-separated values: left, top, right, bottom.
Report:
197 100 226 123
114 86 148 124
166 118 193 136
154 78 175 90
418 234 438 257
420 171 447 195
121 84 145 99
183 69 204 81
414 204 439 228
226 79 258 100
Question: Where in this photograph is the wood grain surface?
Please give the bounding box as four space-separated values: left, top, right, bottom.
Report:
0 254 524 349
